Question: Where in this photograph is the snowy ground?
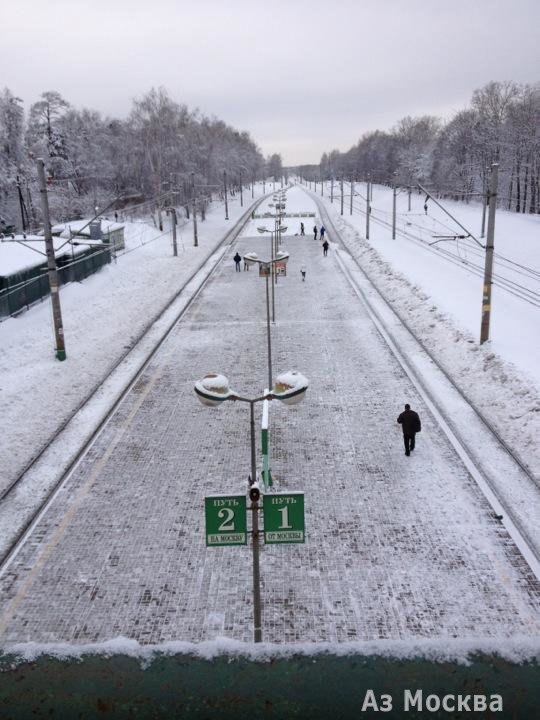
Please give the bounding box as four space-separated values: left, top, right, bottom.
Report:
306 181 540 479
0 187 538 646
315 180 540 384
0 188 264 494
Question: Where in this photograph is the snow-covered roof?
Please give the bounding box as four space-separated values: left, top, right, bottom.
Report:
0 236 103 276
52 219 125 238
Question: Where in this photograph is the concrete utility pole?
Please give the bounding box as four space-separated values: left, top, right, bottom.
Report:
366 179 370 240
480 172 487 238
193 197 198 247
408 186 412 212
36 159 66 361
392 184 397 239
340 179 344 215
480 163 499 344
251 175 254 199
239 171 243 207
321 178 323 196
191 172 198 246
331 177 334 203
170 208 178 256
223 171 229 220
350 177 354 215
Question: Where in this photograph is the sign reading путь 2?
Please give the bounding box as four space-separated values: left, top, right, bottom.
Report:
205 495 247 546
263 492 305 543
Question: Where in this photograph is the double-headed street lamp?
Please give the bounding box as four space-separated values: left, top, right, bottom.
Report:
243 251 289 389
194 370 309 642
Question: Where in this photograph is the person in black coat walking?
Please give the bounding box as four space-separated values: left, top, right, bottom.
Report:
313 225 318 240
233 252 242 271
397 403 421 456
322 240 329 256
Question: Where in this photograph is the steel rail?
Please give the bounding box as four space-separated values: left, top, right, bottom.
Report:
311 189 540 575
0 196 267 568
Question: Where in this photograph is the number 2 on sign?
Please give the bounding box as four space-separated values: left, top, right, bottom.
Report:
278 506 292 529
218 507 235 531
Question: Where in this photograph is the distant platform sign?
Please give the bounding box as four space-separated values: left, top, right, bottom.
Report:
263 492 305 544
205 495 247 546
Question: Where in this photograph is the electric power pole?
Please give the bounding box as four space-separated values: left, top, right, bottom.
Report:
480 163 499 344
37 158 66 361
392 184 397 239
480 172 487 238
408 186 411 212
366 179 370 240
331 178 334 203
224 171 229 220
340 179 344 215
350 177 354 215
240 171 243 207
170 208 178 256
193 196 198 247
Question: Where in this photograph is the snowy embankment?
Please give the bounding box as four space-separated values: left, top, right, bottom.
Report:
311 182 540 477
0 191 260 492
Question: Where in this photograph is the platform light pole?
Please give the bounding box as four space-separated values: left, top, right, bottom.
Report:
194 371 309 643
244 250 290 387
36 158 66 361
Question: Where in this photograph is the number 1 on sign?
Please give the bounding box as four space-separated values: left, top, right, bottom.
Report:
278 506 292 529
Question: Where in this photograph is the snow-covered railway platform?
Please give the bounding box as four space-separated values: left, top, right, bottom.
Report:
0 206 538 645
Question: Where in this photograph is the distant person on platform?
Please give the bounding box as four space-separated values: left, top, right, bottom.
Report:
300 222 305 236
397 403 421 456
322 240 329 256
300 265 306 281
233 252 242 271
313 225 318 240
320 225 326 240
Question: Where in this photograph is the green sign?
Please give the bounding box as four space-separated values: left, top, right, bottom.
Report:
205 495 247 546
263 492 305 544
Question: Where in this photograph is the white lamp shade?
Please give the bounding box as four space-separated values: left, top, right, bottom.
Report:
194 373 234 406
272 370 309 405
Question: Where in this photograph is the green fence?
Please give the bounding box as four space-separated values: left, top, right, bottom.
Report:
0 245 111 318
0 650 537 719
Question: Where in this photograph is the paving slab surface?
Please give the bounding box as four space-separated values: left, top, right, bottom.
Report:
0 216 538 644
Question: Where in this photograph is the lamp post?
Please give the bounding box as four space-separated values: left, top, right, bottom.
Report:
244 250 290 388
194 370 309 643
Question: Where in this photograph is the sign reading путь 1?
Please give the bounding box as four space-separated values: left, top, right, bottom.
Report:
205 495 247 546
263 492 305 544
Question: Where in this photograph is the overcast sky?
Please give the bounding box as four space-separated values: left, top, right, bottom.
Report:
1 0 538 165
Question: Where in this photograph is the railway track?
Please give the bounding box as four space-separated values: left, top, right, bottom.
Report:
312 189 540 577
0 197 266 568
1 183 538 591
339 182 540 308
